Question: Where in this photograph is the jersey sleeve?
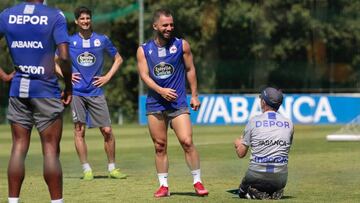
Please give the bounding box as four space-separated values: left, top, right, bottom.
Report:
104 35 118 57
53 11 69 45
242 120 253 146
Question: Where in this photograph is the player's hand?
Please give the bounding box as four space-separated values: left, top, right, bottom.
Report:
234 138 243 149
61 88 72 106
3 71 15 82
190 96 201 111
160 88 178 101
72 72 81 84
93 75 110 87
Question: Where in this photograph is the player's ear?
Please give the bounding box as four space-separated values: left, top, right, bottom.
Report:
153 23 157 31
260 99 266 106
75 19 79 25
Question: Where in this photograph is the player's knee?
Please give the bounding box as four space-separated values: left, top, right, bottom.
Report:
74 124 85 137
101 127 112 135
74 130 85 139
180 138 194 152
154 142 167 155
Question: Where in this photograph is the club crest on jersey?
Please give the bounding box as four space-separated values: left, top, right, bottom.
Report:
23 5 35 14
169 45 177 54
77 52 96 67
153 62 174 79
94 39 101 47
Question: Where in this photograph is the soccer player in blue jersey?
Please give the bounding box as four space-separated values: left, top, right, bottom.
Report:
0 0 72 203
234 87 294 200
137 8 209 197
56 6 126 180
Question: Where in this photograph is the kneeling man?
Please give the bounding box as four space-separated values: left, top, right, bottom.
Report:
234 87 294 200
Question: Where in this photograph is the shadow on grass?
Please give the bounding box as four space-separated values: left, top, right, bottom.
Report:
66 175 129 180
226 189 295 200
93 175 109 179
171 192 208 197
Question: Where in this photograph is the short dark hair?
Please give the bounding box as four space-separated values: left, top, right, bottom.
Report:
153 8 172 23
74 6 92 20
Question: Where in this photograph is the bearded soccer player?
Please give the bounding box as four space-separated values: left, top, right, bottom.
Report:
0 0 72 203
136 8 208 197
55 6 126 180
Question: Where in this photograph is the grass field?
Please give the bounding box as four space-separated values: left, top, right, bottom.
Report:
0 124 359 203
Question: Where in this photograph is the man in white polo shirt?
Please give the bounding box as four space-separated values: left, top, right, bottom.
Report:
234 87 294 200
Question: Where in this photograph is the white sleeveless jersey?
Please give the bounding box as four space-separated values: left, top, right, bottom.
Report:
242 111 294 173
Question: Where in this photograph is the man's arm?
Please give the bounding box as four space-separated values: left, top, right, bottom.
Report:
56 43 72 105
136 46 177 101
54 55 63 77
234 137 249 158
182 40 200 111
234 121 252 158
54 55 81 83
0 33 14 82
93 52 123 87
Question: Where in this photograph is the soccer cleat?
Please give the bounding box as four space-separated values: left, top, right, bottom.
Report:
271 188 284 200
247 186 270 200
154 185 170 198
108 168 127 179
194 182 209 196
83 170 94 180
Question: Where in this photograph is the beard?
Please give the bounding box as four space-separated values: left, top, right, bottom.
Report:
157 30 173 42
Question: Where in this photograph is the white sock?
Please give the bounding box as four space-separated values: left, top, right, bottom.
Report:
8 197 19 203
82 163 92 172
158 173 168 187
191 169 202 184
51 198 63 203
108 163 116 172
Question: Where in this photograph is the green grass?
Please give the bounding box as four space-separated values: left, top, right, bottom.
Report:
0 124 359 202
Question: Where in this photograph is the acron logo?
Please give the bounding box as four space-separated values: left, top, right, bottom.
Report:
77 52 96 67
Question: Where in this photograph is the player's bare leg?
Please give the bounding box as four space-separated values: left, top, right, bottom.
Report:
171 114 199 170
171 113 208 196
74 123 88 164
148 114 170 197
100 126 126 179
148 114 169 173
100 126 115 163
74 122 94 180
39 118 63 200
8 123 31 198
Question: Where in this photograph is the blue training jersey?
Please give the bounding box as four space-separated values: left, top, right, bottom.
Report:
142 38 188 111
69 32 118 96
0 2 69 98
